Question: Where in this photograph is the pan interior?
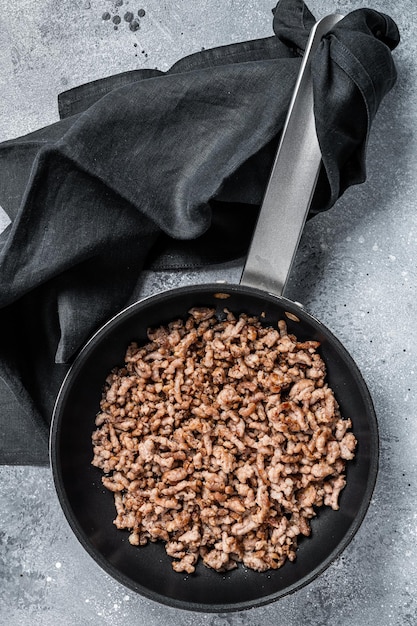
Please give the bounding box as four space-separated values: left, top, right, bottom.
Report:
50 284 378 612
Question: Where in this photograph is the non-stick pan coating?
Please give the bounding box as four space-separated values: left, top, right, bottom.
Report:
50 284 378 612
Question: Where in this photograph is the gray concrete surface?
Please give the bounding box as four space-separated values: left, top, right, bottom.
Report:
1 0 416 624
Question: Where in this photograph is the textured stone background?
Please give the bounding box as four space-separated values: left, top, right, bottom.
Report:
1 1 416 624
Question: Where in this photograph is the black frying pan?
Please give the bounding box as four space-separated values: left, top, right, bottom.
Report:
50 15 378 613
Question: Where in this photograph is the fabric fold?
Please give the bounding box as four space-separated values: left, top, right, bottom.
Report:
311 8 399 206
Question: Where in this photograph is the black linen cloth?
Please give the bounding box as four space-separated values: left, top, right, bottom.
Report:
0 0 399 465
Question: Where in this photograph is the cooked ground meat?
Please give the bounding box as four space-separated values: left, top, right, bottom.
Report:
91 307 356 574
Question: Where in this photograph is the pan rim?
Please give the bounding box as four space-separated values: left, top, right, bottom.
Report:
50 282 379 613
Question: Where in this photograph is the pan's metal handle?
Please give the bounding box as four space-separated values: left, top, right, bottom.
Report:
240 14 344 297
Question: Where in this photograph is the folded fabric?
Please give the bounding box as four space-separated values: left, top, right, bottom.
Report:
0 0 400 465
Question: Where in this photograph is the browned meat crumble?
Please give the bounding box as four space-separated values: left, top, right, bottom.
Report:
91 307 356 574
